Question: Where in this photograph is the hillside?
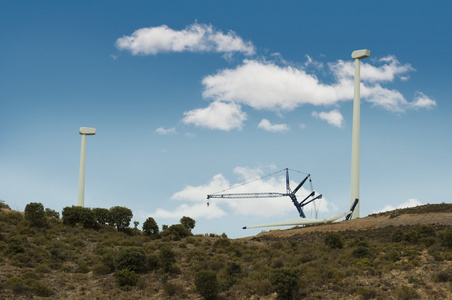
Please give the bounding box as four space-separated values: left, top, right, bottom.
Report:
0 202 451 299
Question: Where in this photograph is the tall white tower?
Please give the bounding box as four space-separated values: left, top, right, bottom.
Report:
78 127 96 207
350 49 370 219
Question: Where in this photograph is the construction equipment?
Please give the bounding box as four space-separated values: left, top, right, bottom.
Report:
207 168 322 218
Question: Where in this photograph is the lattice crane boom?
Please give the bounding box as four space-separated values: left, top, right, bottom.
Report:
207 168 322 219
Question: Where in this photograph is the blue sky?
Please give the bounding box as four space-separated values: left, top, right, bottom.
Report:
1 1 451 238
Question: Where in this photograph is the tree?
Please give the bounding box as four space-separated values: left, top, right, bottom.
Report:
92 208 110 225
109 206 133 231
180 216 196 231
24 202 47 227
115 246 146 273
195 270 218 300
62 206 97 229
142 217 159 236
164 224 191 241
45 208 59 219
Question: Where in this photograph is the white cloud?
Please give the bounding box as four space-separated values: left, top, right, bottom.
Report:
329 56 415 83
257 119 289 132
312 110 344 128
181 101 247 131
201 57 434 116
116 23 255 56
410 91 437 110
202 60 344 111
154 127 177 135
152 166 335 219
375 198 422 213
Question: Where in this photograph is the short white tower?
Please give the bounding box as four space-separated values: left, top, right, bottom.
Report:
78 127 96 207
350 49 370 219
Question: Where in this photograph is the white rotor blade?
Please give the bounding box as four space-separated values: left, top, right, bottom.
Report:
243 211 351 229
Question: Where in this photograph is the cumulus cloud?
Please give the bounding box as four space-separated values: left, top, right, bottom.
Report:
257 119 290 132
410 91 437 110
202 60 344 111
181 101 247 131
116 23 255 56
375 198 422 213
154 127 177 135
312 110 344 128
201 57 434 116
329 56 414 83
152 166 335 219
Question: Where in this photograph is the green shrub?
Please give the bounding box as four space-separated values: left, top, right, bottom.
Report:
115 246 146 273
5 276 27 293
142 217 159 236
0 199 11 209
25 202 47 227
92 208 110 225
36 263 51 273
109 206 133 231
27 279 54 297
358 287 377 299
7 236 24 254
62 206 97 229
164 281 184 296
159 244 176 273
195 270 218 300
325 232 343 249
92 262 111 275
146 254 160 271
115 269 139 287
45 208 60 219
353 246 371 258
441 229 452 248
180 216 196 231
435 269 452 282
396 285 419 300
270 268 299 300
163 224 191 241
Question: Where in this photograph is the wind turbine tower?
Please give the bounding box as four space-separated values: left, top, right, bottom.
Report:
350 49 370 219
78 127 96 207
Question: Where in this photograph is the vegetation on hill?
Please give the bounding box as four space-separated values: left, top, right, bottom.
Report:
0 200 451 299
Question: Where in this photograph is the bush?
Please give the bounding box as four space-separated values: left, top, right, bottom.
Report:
92 208 110 225
5 276 27 293
164 224 191 241
115 246 146 273
0 199 11 209
45 208 59 219
109 206 133 231
195 270 218 300
62 206 97 229
325 232 343 249
391 229 404 242
441 229 452 248
7 237 24 254
92 262 111 275
435 269 452 282
180 216 196 231
142 217 159 236
396 285 419 300
115 269 139 287
25 202 47 227
353 246 371 258
28 279 54 297
270 268 299 300
159 244 176 273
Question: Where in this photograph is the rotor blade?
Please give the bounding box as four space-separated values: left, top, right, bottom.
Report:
243 211 351 229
